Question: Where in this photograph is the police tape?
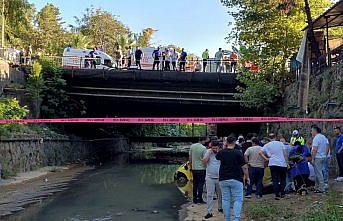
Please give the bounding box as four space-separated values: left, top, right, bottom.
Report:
0 117 342 124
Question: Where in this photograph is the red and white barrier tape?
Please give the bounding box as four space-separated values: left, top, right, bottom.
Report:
0 117 342 124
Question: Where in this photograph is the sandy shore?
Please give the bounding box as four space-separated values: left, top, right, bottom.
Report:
0 164 93 217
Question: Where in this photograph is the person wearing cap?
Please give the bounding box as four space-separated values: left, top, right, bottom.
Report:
290 130 305 146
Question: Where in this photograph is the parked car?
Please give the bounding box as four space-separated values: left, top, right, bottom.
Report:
174 161 273 193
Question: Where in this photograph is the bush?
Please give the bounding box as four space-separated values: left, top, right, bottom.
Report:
235 70 280 111
1 169 17 179
0 98 29 137
26 61 44 118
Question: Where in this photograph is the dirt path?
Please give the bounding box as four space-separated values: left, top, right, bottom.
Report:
181 180 343 221
0 164 93 218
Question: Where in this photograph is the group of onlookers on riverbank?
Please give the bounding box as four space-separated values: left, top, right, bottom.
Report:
189 125 343 221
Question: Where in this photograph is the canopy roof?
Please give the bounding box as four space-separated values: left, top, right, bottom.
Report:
303 1 343 30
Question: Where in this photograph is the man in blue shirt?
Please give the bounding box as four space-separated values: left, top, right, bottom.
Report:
179 48 187 71
152 47 160 70
334 127 343 182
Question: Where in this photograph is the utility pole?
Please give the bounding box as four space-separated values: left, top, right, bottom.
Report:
1 0 4 48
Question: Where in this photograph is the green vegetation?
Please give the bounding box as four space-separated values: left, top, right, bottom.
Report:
26 62 44 118
1 169 17 179
0 97 29 137
244 191 343 221
73 7 129 55
302 192 343 221
245 202 295 220
130 124 207 137
221 0 332 110
39 58 69 118
4 2 156 57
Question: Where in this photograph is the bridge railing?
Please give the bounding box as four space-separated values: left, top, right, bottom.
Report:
2 50 249 74
56 56 243 73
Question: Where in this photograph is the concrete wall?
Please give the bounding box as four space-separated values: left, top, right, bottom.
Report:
265 64 343 176
0 136 130 175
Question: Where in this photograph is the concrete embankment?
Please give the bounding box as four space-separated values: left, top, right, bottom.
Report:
0 136 130 218
0 136 129 176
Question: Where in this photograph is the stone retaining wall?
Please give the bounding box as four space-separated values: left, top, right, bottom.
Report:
0 136 129 175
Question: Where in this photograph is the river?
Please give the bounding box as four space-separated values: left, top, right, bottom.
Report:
4 156 187 221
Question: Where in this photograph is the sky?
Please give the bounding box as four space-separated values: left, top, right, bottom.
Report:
28 0 233 56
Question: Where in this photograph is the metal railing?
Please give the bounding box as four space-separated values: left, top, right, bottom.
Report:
57 56 241 73
0 48 244 73
311 44 343 74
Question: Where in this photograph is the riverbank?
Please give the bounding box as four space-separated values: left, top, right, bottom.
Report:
180 180 343 221
0 164 93 218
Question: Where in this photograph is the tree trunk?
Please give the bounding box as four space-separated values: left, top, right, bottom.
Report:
304 0 321 61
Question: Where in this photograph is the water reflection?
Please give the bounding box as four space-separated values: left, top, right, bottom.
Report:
4 163 186 221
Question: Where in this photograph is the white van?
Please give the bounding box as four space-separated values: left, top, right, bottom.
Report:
62 47 115 69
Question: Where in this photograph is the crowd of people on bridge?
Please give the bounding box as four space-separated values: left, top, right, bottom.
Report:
189 125 343 220
107 45 240 73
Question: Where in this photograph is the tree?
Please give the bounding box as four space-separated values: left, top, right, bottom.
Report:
137 28 156 47
26 61 44 118
3 0 35 48
68 33 92 49
75 7 129 56
34 3 67 55
116 33 136 54
221 0 332 110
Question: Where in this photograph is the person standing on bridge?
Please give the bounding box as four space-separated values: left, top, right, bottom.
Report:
152 47 161 70
202 49 209 72
215 48 223 73
229 51 238 73
171 49 178 71
164 48 171 71
190 137 210 204
89 48 98 69
179 48 187 71
126 46 133 68
115 46 123 69
135 47 143 70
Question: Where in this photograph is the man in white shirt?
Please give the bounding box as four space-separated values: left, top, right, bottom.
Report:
259 133 288 200
311 126 330 193
214 48 223 73
127 46 133 68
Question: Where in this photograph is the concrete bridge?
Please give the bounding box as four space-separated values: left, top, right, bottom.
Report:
62 69 256 117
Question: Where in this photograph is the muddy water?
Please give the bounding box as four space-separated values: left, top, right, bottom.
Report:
5 159 186 221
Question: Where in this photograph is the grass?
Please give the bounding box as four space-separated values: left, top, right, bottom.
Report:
1 169 17 179
245 202 296 220
302 192 343 221
244 191 343 221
